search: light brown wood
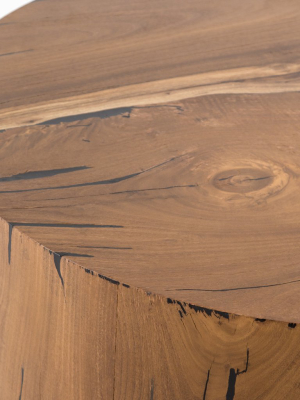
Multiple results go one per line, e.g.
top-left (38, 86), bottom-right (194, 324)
top-left (0, 217), bottom-right (117, 399)
top-left (1, 0), bottom-right (300, 399)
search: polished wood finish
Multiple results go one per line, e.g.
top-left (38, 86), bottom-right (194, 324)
top-left (1, 0), bottom-right (300, 399)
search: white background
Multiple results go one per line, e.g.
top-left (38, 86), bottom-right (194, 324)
top-left (0, 0), bottom-right (34, 20)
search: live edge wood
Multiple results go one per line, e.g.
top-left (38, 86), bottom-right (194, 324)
top-left (1, 0), bottom-right (300, 399)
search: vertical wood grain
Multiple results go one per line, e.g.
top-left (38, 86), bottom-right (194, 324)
top-left (0, 217), bottom-right (117, 400)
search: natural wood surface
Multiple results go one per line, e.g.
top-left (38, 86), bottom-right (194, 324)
top-left (1, 93), bottom-right (300, 323)
top-left (1, 0), bottom-right (300, 399)
top-left (1, 0), bottom-right (300, 129)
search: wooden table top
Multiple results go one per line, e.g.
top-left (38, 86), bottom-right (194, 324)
top-left (1, 0), bottom-right (300, 323)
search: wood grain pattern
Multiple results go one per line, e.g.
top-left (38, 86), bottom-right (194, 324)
top-left (0, 217), bottom-right (117, 399)
top-left (1, 94), bottom-right (300, 322)
top-left (1, 0), bottom-right (300, 399)
top-left (1, 0), bottom-right (300, 125)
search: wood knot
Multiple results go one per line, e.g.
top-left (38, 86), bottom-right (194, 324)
top-left (213, 168), bottom-right (273, 194)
